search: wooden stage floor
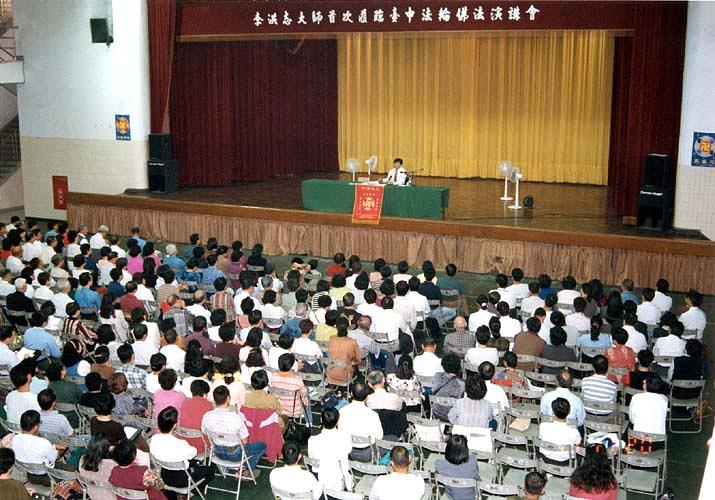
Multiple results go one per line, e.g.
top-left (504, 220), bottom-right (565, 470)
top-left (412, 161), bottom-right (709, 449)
top-left (130, 171), bottom-right (707, 240)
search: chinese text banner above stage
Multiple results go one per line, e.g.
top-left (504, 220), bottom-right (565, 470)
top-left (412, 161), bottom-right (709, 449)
top-left (352, 184), bottom-right (385, 224)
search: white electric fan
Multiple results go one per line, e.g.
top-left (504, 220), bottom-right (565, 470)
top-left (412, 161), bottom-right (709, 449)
top-left (365, 155), bottom-right (378, 182)
top-left (346, 158), bottom-right (360, 184)
top-left (498, 160), bottom-right (514, 201)
top-left (508, 167), bottom-right (524, 210)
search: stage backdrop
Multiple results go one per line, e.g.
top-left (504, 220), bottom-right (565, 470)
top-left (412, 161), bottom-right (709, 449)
top-left (170, 40), bottom-right (338, 185)
top-left (338, 30), bottom-right (614, 185)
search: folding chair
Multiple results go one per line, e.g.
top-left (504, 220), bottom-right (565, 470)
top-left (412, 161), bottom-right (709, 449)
top-left (55, 402), bottom-right (81, 430)
top-left (13, 460), bottom-right (52, 497)
top-left (535, 357), bottom-right (569, 374)
top-left (206, 431), bottom-right (258, 500)
top-left (524, 371), bottom-right (556, 388)
top-left (621, 453), bottom-right (664, 499)
top-left (478, 481), bottom-right (519, 498)
top-left (538, 459), bottom-right (575, 498)
top-left (77, 476), bottom-right (112, 500)
top-left (152, 457), bottom-right (208, 500)
top-left (669, 379), bottom-right (706, 433)
top-left (504, 406), bottom-right (540, 441)
top-left (497, 448), bottom-right (538, 489)
top-left (493, 432), bottom-right (532, 471)
top-left (580, 347), bottom-right (606, 362)
top-left (271, 485), bottom-right (314, 499)
top-left (0, 416), bottom-right (21, 433)
top-left (556, 303), bottom-right (574, 315)
top-left (325, 359), bottom-right (353, 392)
top-left (414, 439), bottom-right (445, 473)
top-left (6, 309), bottom-right (28, 332)
top-left (323, 490), bottom-right (365, 500)
top-left (434, 473), bottom-right (477, 500)
top-left (111, 486), bottom-right (149, 499)
top-left (350, 435), bottom-right (376, 464)
top-left (45, 465), bottom-right (80, 498)
top-left (350, 461), bottom-right (389, 496)
top-left (174, 426), bottom-right (209, 464)
top-left (429, 396), bottom-right (458, 420)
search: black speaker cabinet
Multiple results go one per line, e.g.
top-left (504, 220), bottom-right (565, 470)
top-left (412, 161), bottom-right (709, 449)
top-left (637, 187), bottom-right (673, 231)
top-left (148, 160), bottom-right (178, 193)
top-left (642, 154), bottom-right (673, 189)
top-left (148, 133), bottom-right (173, 160)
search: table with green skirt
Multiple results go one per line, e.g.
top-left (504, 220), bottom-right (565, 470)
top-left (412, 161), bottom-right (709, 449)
top-left (301, 179), bottom-right (450, 220)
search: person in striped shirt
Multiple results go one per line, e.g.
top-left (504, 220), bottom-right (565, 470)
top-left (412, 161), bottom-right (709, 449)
top-left (38, 388), bottom-right (73, 436)
top-left (270, 353), bottom-right (311, 425)
top-left (581, 355), bottom-right (618, 416)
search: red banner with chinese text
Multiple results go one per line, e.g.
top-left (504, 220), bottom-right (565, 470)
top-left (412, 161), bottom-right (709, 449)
top-left (352, 184), bottom-right (384, 224)
top-left (52, 176), bottom-right (68, 210)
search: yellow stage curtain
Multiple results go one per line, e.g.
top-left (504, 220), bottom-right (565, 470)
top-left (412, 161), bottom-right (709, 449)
top-left (338, 31), bottom-right (614, 185)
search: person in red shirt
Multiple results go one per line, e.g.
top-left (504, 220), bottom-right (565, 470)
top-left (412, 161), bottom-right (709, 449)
top-left (177, 379), bottom-right (213, 454)
top-left (119, 282), bottom-right (146, 315)
top-left (326, 252), bottom-right (346, 278)
top-left (569, 444), bottom-right (618, 500)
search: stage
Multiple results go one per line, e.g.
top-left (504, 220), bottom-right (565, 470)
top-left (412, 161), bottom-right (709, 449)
top-left (67, 173), bottom-right (715, 294)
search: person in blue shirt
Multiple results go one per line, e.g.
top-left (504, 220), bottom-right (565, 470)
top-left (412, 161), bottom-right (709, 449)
top-left (74, 273), bottom-right (102, 309)
top-left (538, 274), bottom-right (557, 300)
top-left (23, 312), bottom-right (61, 362)
top-left (163, 244), bottom-right (186, 277)
top-left (45, 221), bottom-right (59, 242)
top-left (200, 254), bottom-right (224, 286)
top-left (106, 267), bottom-right (126, 298)
top-left (130, 226), bottom-right (146, 250)
top-left (577, 315), bottom-right (612, 360)
top-left (620, 278), bottom-right (640, 306)
top-left (280, 303), bottom-right (309, 338)
top-left (183, 233), bottom-right (201, 261)
top-left (81, 244), bottom-right (99, 272)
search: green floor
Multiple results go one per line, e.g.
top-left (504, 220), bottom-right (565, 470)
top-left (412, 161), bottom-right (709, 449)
top-left (190, 252), bottom-right (714, 499)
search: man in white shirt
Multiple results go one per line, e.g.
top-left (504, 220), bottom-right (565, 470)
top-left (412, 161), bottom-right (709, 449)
top-left (520, 283), bottom-right (545, 316)
top-left (490, 274), bottom-right (517, 310)
top-left (465, 327), bottom-right (499, 368)
top-left (366, 370), bottom-right (403, 411)
top-left (369, 446), bottom-right (425, 500)
top-left (21, 231), bottom-right (43, 262)
top-left (308, 408), bottom-right (354, 492)
top-left (0, 326), bottom-right (19, 372)
top-left (11, 409), bottom-right (60, 468)
top-left (623, 314), bottom-right (647, 355)
top-left (5, 365), bottom-right (40, 423)
top-left (33, 273), bottom-right (54, 301)
top-left (496, 302), bottom-right (521, 340)
top-left (653, 320), bottom-right (686, 364)
top-left (557, 276), bottom-right (581, 307)
top-left (233, 277), bottom-right (262, 313)
top-left (151, 405), bottom-right (214, 489)
top-left (109, 235), bottom-right (127, 259)
top-left (185, 290), bottom-right (212, 321)
top-left (159, 329), bottom-right (186, 372)
top-left (413, 338), bottom-right (444, 379)
top-left (0, 270), bottom-right (15, 296)
top-left (373, 297), bottom-right (411, 343)
top-left (356, 289), bottom-right (382, 322)
top-left (636, 288), bottom-right (661, 326)
top-left (392, 260), bottom-right (413, 287)
top-left (479, 362), bottom-right (510, 414)
top-left (679, 289), bottom-right (707, 339)
top-left (538, 398), bottom-right (581, 463)
top-left (260, 290), bottom-right (287, 321)
top-left (652, 279), bottom-right (673, 314)
top-left (6, 247), bottom-right (24, 275)
top-left (468, 295), bottom-right (496, 332)
top-left (394, 281), bottom-right (417, 329)
top-left (201, 386), bottom-right (267, 472)
top-left (629, 375), bottom-right (668, 435)
top-left (89, 225), bottom-right (108, 251)
top-left (540, 370), bottom-right (585, 428)
top-left (131, 324), bottom-right (158, 366)
top-left (134, 275), bottom-right (155, 302)
top-left (339, 383), bottom-right (383, 462)
top-left (51, 280), bottom-right (74, 318)
top-left (271, 441), bottom-right (322, 500)
top-left (405, 279), bottom-right (430, 318)
top-left (383, 158), bottom-right (408, 185)
top-left (566, 297), bottom-right (591, 332)
top-left (505, 268), bottom-right (530, 300)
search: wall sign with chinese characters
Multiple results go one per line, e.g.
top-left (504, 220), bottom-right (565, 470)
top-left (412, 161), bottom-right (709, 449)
top-left (252, 3), bottom-right (540, 31)
top-left (691, 132), bottom-right (715, 168)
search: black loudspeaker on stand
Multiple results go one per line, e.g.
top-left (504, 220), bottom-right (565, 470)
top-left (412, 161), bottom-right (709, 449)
top-left (637, 154), bottom-right (673, 231)
top-left (147, 133), bottom-right (178, 193)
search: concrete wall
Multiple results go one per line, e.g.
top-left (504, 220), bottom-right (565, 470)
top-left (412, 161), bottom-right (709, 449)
top-left (674, 1), bottom-right (715, 240)
top-left (14, 0), bottom-right (150, 219)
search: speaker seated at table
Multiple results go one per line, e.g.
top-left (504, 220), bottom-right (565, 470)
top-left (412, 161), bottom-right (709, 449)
top-left (383, 158), bottom-right (408, 186)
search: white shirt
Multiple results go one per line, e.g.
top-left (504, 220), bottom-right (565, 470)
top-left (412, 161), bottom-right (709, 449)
top-left (22, 241), bottom-right (42, 262)
top-left (34, 286), bottom-right (54, 301)
top-left (566, 312), bottom-right (591, 332)
top-left (133, 340), bottom-right (158, 366)
top-left (393, 296), bottom-right (417, 329)
top-left (413, 352), bottom-right (444, 379)
top-left (468, 309), bottom-right (495, 332)
top-left (160, 344), bottom-right (186, 372)
top-left (490, 288), bottom-right (516, 309)
top-left (499, 316), bottom-right (522, 339)
top-left (366, 388), bottom-right (403, 412)
top-left (186, 303), bottom-right (212, 321)
top-left (636, 301), bottom-right (661, 326)
top-left (270, 465), bottom-right (323, 500)
top-left (98, 261), bottom-right (115, 286)
top-left (308, 428), bottom-right (353, 491)
top-left (5, 390), bottom-right (40, 424)
top-left (150, 432), bottom-right (197, 464)
top-left (0, 342), bottom-right (20, 372)
top-left (520, 295), bottom-right (545, 315)
top-left (51, 294), bottom-right (74, 318)
top-left (201, 408), bottom-right (249, 447)
top-left (624, 327), bottom-right (648, 355)
top-left (485, 381), bottom-right (510, 413)
top-left (356, 302), bottom-right (381, 321)
top-left (233, 290), bottom-right (261, 313)
top-left (292, 337), bottom-right (323, 359)
top-left (465, 346), bottom-right (499, 368)
top-left (0, 280), bottom-right (15, 296)
top-left (629, 392), bottom-right (668, 435)
top-left (111, 244), bottom-right (127, 259)
top-left (261, 303), bottom-right (287, 321)
top-left (405, 291), bottom-right (430, 316)
top-left (540, 387), bottom-right (586, 426)
top-left (652, 291), bottom-right (672, 314)
top-left (538, 421), bottom-right (581, 462)
top-left (135, 284), bottom-right (154, 302)
top-left (6, 255), bottom-right (24, 274)
top-left (384, 166), bottom-right (408, 185)
top-left (392, 274), bottom-right (413, 285)
top-left (66, 243), bottom-right (81, 259)
top-left (679, 307), bottom-right (707, 338)
top-left (653, 335), bottom-right (686, 360)
top-left (557, 290), bottom-right (581, 306)
top-left (338, 401), bottom-right (383, 444)
top-left (369, 472), bottom-right (425, 500)
top-left (12, 433), bottom-right (57, 467)
top-left (506, 283), bottom-right (530, 300)
top-left (373, 308), bottom-right (410, 342)
top-left (89, 233), bottom-right (106, 250)
top-left (40, 245), bottom-right (56, 266)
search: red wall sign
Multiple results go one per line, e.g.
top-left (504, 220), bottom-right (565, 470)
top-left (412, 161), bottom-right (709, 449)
top-left (52, 176), bottom-right (68, 210)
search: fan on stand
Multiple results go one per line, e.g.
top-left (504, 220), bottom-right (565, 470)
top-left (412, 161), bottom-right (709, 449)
top-left (497, 161), bottom-right (513, 201)
top-left (346, 158), bottom-right (360, 184)
top-left (365, 156), bottom-right (378, 182)
top-left (508, 167), bottom-right (524, 210)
